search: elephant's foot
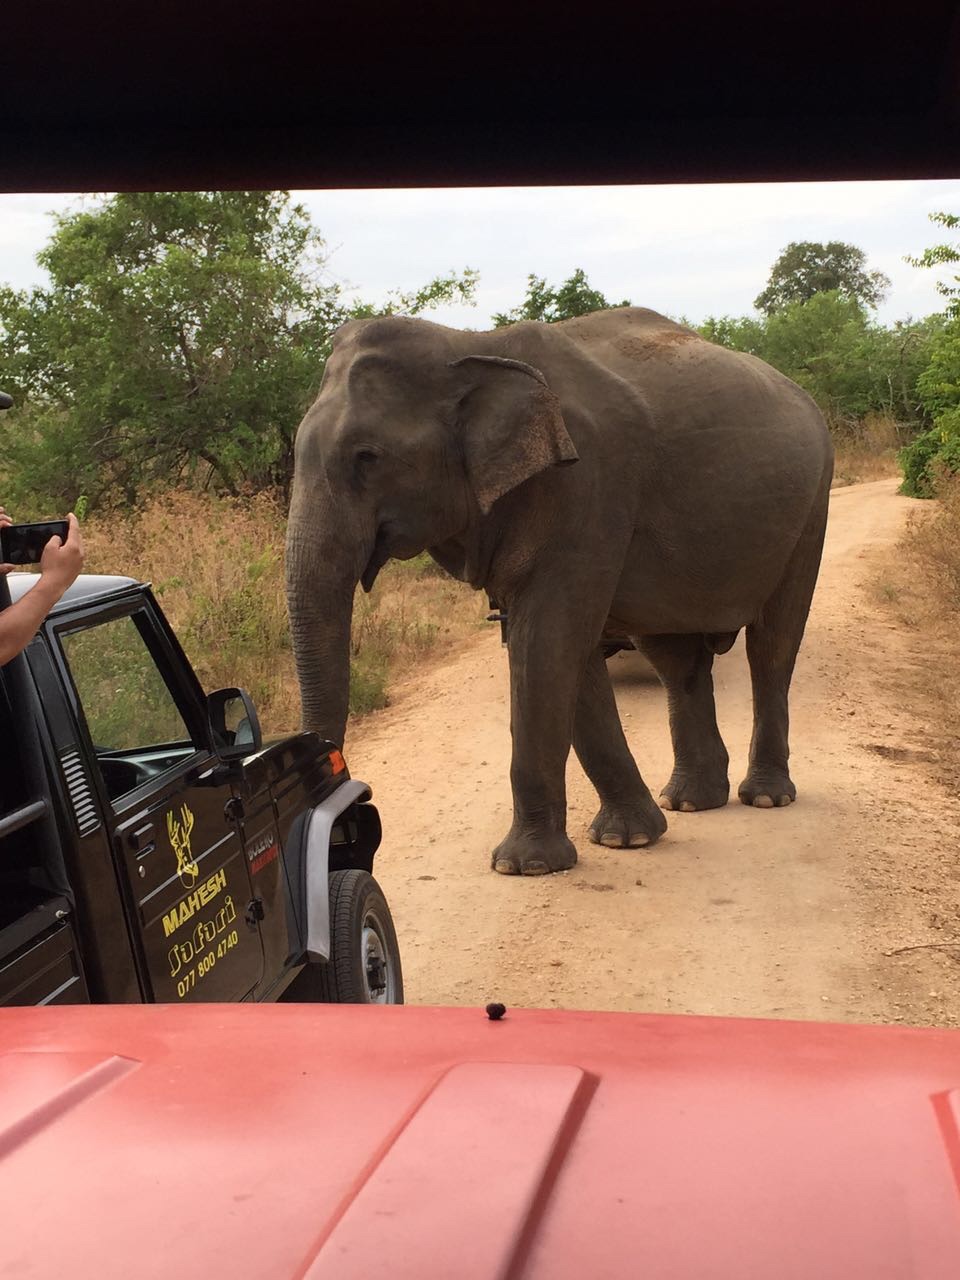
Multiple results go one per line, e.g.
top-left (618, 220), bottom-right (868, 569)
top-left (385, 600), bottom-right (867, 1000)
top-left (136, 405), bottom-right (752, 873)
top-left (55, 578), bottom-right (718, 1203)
top-left (738, 768), bottom-right (796, 809)
top-left (588, 796), bottom-right (667, 849)
top-left (491, 828), bottom-right (578, 876)
top-left (658, 768), bottom-right (730, 813)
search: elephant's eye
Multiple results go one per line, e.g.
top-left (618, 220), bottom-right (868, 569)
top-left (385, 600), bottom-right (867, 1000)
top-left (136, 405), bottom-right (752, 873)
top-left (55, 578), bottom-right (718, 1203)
top-left (355, 446), bottom-right (381, 467)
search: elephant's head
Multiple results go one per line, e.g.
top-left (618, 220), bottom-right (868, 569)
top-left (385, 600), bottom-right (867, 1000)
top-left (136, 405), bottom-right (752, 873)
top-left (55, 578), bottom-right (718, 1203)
top-left (285, 316), bottom-right (578, 744)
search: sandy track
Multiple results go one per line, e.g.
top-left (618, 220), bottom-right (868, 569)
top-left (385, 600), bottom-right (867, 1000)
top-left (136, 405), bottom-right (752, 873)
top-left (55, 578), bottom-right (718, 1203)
top-left (347, 479), bottom-right (960, 1025)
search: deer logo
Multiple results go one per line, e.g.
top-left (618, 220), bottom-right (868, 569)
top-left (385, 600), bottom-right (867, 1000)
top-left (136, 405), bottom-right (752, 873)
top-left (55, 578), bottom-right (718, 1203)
top-left (167, 803), bottom-right (199, 889)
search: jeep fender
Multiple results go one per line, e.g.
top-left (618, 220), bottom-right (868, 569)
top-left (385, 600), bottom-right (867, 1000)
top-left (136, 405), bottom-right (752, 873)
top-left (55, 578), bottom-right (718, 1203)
top-left (301, 779), bottom-right (374, 962)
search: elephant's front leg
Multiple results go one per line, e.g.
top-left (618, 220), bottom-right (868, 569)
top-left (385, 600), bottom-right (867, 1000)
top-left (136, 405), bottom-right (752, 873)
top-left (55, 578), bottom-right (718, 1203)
top-left (491, 605), bottom-right (592, 877)
top-left (573, 648), bottom-right (668, 849)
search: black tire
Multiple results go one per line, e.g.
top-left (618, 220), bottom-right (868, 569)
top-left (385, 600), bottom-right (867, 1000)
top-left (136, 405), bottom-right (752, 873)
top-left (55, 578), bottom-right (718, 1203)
top-left (281, 869), bottom-right (403, 1004)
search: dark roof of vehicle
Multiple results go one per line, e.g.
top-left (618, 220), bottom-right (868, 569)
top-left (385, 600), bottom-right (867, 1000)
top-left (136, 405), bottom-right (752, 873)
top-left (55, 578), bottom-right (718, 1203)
top-left (6, 573), bottom-right (141, 613)
top-left (2, 4), bottom-right (958, 189)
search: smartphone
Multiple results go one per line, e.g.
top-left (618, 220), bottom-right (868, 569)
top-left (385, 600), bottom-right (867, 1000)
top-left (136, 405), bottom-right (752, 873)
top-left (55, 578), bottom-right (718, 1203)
top-left (1, 520), bottom-right (69, 566)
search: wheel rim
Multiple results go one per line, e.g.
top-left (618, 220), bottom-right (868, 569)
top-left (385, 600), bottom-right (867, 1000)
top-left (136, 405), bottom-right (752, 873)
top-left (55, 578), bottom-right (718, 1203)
top-left (361, 908), bottom-right (397, 1004)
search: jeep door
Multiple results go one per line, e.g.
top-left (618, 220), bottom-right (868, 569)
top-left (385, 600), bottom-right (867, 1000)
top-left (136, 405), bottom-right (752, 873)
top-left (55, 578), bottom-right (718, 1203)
top-left (53, 602), bottom-right (265, 1002)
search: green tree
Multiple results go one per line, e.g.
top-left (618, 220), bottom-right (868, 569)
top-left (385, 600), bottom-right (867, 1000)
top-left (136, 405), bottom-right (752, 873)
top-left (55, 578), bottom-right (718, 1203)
top-left (876, 314), bottom-right (948, 421)
top-left (696, 314), bottom-right (767, 355)
top-left (905, 211), bottom-right (960, 316)
top-left (898, 411), bottom-right (960, 497)
top-left (493, 268), bottom-right (630, 327)
top-left (0, 192), bottom-right (477, 510)
top-left (761, 293), bottom-right (905, 420)
top-left (701, 297), bottom-right (940, 427)
top-left (754, 241), bottom-right (890, 315)
top-left (898, 214), bottom-right (960, 493)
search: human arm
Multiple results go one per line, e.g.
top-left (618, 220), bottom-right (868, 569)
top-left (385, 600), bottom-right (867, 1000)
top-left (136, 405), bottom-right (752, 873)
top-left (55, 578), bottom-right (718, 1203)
top-left (0, 513), bottom-right (85, 665)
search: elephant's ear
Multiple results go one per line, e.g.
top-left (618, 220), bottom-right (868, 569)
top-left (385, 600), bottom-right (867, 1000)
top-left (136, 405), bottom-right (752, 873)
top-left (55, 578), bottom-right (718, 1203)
top-left (450, 355), bottom-right (579, 515)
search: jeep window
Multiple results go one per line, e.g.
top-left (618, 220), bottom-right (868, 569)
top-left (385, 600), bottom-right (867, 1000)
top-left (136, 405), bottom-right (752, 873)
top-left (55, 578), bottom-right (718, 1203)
top-left (60, 613), bottom-right (195, 802)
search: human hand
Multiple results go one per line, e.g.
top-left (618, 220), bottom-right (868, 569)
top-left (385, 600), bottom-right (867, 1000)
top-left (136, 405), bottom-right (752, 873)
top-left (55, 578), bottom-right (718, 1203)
top-left (38, 513), bottom-right (84, 595)
top-left (0, 506), bottom-right (13, 575)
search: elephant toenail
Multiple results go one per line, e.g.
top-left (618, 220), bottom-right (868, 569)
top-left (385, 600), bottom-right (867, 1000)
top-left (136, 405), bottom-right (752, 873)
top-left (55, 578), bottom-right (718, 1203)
top-left (753, 795), bottom-right (774, 809)
top-left (522, 860), bottom-right (550, 876)
top-left (628, 833), bottom-right (651, 847)
top-left (659, 795), bottom-right (675, 811)
top-left (599, 833), bottom-right (623, 848)
top-left (776, 794), bottom-right (793, 807)
top-left (679, 801), bottom-right (697, 812)
top-left (493, 859), bottom-right (518, 875)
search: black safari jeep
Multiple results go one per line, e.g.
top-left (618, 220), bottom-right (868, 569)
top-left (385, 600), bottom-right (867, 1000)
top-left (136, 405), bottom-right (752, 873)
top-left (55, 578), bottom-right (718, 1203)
top-left (0, 571), bottom-right (402, 1007)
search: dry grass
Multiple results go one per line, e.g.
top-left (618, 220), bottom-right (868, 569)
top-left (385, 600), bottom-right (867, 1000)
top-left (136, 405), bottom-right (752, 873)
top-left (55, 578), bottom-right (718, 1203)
top-left (82, 492), bottom-right (486, 736)
top-left (870, 470), bottom-right (960, 790)
top-left (350, 554), bottom-right (488, 717)
top-left (904, 470), bottom-right (960, 608)
top-left (831, 413), bottom-right (907, 488)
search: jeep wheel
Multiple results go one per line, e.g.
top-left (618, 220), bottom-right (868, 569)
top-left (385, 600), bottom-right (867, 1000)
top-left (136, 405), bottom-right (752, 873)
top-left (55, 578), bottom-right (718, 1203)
top-left (282, 869), bottom-right (404, 1004)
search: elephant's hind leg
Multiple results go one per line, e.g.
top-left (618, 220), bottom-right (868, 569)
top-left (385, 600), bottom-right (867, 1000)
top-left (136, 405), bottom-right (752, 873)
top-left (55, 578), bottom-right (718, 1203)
top-left (573, 648), bottom-right (668, 849)
top-left (739, 490), bottom-right (829, 808)
top-left (639, 634), bottom-right (730, 812)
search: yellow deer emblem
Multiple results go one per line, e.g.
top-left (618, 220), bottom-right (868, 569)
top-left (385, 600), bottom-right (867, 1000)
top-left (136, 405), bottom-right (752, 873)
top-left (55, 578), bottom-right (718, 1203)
top-left (167, 803), bottom-right (199, 889)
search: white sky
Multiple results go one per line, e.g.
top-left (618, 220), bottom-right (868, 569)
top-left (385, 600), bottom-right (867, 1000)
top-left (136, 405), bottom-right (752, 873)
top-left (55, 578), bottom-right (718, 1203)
top-left (2, 181), bottom-right (960, 328)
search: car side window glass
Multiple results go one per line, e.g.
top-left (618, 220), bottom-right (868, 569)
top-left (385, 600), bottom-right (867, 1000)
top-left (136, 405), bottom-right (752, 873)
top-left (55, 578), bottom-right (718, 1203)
top-left (60, 613), bottom-right (195, 801)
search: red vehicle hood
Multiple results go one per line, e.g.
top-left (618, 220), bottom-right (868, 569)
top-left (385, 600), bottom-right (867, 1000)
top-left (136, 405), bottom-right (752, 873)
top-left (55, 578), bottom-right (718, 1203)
top-left (1, 1004), bottom-right (959, 1278)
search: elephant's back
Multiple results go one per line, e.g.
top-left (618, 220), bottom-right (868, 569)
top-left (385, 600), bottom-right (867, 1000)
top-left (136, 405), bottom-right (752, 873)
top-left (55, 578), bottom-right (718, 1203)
top-left (557, 306), bottom-right (702, 364)
top-left (560, 306), bottom-right (787, 392)
top-left (558, 306), bottom-right (831, 461)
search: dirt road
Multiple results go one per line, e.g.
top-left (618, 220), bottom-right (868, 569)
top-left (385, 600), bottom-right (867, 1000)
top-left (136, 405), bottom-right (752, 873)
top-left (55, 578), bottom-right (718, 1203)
top-left (348, 479), bottom-right (960, 1025)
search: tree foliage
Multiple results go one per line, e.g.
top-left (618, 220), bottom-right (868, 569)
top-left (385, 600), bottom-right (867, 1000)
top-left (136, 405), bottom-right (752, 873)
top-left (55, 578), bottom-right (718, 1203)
top-left (0, 192), bottom-right (477, 511)
top-left (696, 314), bottom-right (767, 355)
top-left (898, 213), bottom-right (960, 493)
top-left (754, 241), bottom-right (890, 315)
top-left (493, 268), bottom-right (630, 327)
top-left (700, 295), bottom-right (940, 426)
top-left (898, 412), bottom-right (960, 497)
top-left (915, 316), bottom-right (960, 418)
top-left (6, 204), bottom-right (960, 511)
top-left (905, 212), bottom-right (960, 316)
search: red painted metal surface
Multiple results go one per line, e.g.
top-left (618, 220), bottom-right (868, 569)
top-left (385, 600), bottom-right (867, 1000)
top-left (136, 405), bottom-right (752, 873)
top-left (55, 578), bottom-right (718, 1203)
top-left (1, 1004), bottom-right (959, 1278)
top-left (305, 1063), bottom-right (594, 1280)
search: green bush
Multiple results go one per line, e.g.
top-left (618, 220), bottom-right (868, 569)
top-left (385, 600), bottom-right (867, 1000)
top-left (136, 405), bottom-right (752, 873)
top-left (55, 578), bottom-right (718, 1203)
top-left (699, 296), bottom-right (941, 429)
top-left (899, 409), bottom-right (960, 497)
top-left (349, 655), bottom-right (389, 715)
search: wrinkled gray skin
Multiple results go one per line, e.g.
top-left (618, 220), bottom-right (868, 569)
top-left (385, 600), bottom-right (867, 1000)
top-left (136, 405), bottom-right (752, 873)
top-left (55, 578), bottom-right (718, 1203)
top-left (286, 307), bottom-right (833, 875)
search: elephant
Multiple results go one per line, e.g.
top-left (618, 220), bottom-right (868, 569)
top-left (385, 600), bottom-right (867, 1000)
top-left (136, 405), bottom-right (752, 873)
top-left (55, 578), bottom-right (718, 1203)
top-left (286, 307), bottom-right (833, 876)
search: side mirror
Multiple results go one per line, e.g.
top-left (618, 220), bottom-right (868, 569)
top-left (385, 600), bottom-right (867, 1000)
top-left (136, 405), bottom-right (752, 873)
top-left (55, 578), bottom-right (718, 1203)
top-left (207, 687), bottom-right (263, 762)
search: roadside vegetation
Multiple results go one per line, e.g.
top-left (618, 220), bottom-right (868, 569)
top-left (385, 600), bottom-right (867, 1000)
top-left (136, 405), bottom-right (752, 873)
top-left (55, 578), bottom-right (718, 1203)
top-left (5, 195), bottom-right (960, 723)
top-left (505, 243), bottom-right (945, 487)
top-left (695, 242), bottom-right (945, 486)
top-left (870, 467), bottom-right (960, 791)
top-left (80, 491), bottom-right (487, 736)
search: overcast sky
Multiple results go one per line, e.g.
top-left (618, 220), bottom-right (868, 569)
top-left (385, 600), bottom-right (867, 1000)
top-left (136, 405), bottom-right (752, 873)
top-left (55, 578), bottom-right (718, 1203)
top-left (3, 181), bottom-right (960, 329)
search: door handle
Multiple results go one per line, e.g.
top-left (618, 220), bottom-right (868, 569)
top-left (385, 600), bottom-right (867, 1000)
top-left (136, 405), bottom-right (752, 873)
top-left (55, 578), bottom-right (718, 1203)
top-left (127, 822), bottom-right (156, 855)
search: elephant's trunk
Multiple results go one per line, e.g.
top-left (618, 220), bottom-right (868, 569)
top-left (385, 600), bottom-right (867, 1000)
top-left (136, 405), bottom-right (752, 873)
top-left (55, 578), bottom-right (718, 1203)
top-left (285, 492), bottom-right (361, 749)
